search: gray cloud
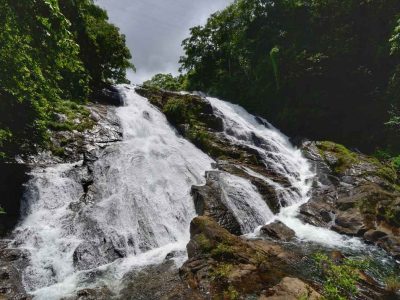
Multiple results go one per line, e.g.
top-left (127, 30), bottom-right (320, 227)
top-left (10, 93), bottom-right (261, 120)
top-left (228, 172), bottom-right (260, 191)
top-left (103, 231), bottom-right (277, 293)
top-left (95, 0), bottom-right (233, 84)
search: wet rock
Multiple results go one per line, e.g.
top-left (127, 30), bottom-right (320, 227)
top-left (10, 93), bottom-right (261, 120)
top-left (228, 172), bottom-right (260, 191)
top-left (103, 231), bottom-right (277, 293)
top-left (62, 287), bottom-right (113, 300)
top-left (300, 141), bottom-right (400, 259)
top-left (119, 260), bottom-right (202, 300)
top-left (0, 243), bottom-right (31, 300)
top-left (181, 217), bottom-right (313, 300)
top-left (94, 86), bottom-right (124, 106)
top-left (332, 209), bottom-right (368, 236)
top-left (260, 221), bottom-right (296, 242)
top-left (364, 230), bottom-right (388, 243)
top-left (263, 277), bottom-right (321, 300)
top-left (73, 239), bottom-right (126, 271)
top-left (191, 171), bottom-right (242, 235)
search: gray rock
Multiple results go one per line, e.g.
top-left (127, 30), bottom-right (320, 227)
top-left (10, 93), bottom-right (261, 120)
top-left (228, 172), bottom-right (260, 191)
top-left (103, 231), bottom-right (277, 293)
top-left (260, 221), bottom-right (296, 242)
top-left (299, 141), bottom-right (400, 259)
top-left (191, 171), bottom-right (242, 235)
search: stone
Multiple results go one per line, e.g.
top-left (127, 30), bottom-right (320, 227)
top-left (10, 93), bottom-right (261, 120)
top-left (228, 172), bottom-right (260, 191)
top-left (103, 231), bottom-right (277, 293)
top-left (364, 230), bottom-right (388, 243)
top-left (263, 277), bottom-right (321, 300)
top-left (191, 171), bottom-right (242, 235)
top-left (94, 86), bottom-right (124, 106)
top-left (181, 217), bottom-right (312, 300)
top-left (299, 141), bottom-right (400, 259)
top-left (260, 221), bottom-right (296, 242)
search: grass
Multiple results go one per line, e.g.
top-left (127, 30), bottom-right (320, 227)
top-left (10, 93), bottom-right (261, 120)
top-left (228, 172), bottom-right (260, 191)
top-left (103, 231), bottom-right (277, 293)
top-left (313, 252), bottom-right (367, 300)
top-left (211, 243), bottom-right (236, 259)
top-left (211, 263), bottom-right (234, 281)
top-left (385, 276), bottom-right (400, 294)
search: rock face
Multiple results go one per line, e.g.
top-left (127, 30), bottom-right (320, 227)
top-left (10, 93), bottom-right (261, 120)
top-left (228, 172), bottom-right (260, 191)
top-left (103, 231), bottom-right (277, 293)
top-left (180, 216), bottom-right (320, 300)
top-left (191, 171), bottom-right (242, 235)
top-left (0, 89), bottom-right (124, 300)
top-left (0, 241), bottom-right (31, 300)
top-left (300, 141), bottom-right (400, 258)
top-left (0, 163), bottom-right (28, 237)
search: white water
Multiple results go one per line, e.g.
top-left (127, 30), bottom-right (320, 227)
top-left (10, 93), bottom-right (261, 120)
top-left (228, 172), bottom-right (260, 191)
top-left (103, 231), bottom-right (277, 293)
top-left (11, 87), bottom-right (363, 299)
top-left (218, 172), bottom-right (274, 233)
top-left (13, 87), bottom-right (213, 299)
top-left (207, 97), bottom-right (364, 248)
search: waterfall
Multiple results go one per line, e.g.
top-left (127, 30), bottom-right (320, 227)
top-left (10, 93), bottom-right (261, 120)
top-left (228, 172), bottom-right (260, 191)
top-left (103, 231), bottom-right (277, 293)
top-left (12, 87), bottom-right (213, 298)
top-left (10, 86), bottom-right (361, 299)
top-left (206, 96), bottom-right (364, 248)
top-left (207, 96), bottom-right (314, 207)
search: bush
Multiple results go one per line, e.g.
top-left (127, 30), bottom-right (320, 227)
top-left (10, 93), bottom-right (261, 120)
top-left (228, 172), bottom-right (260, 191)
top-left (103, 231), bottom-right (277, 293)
top-left (313, 253), bottom-right (367, 300)
top-left (392, 155), bottom-right (400, 171)
top-left (143, 73), bottom-right (187, 91)
top-left (0, 0), bottom-right (133, 158)
top-left (385, 276), bottom-right (400, 294)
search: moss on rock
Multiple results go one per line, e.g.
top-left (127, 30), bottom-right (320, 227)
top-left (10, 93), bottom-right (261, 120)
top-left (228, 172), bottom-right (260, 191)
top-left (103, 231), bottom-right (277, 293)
top-left (316, 141), bottom-right (359, 173)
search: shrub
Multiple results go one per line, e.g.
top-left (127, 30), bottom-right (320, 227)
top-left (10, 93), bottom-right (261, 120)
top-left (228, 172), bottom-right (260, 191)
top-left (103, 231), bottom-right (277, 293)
top-left (313, 253), bottom-right (367, 300)
top-left (385, 276), bottom-right (400, 294)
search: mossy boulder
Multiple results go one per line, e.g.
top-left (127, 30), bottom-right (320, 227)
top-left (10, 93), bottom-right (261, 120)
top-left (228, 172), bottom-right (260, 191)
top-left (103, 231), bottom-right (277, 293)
top-left (181, 216), bottom-right (320, 299)
top-left (313, 141), bottom-right (398, 184)
top-left (301, 141), bottom-right (400, 258)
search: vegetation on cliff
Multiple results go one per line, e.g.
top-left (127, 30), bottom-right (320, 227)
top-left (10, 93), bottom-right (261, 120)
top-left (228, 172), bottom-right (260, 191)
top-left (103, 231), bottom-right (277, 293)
top-left (176, 0), bottom-right (400, 155)
top-left (0, 0), bottom-right (133, 159)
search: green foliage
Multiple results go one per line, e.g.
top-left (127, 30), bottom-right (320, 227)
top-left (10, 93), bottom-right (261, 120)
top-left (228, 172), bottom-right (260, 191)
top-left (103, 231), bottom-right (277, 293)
top-left (143, 73), bottom-right (187, 91)
top-left (163, 97), bottom-right (188, 125)
top-left (0, 0), bottom-right (133, 158)
top-left (313, 253), bottom-right (367, 300)
top-left (195, 233), bottom-right (213, 253)
top-left (316, 141), bottom-right (358, 173)
top-left (180, 0), bottom-right (400, 153)
top-left (211, 243), bottom-right (235, 259)
top-left (385, 275), bottom-right (400, 293)
top-left (392, 155), bottom-right (400, 171)
top-left (223, 286), bottom-right (240, 300)
top-left (211, 263), bottom-right (234, 280)
top-left (0, 207), bottom-right (6, 215)
top-left (390, 18), bottom-right (400, 56)
top-left (59, 0), bottom-right (134, 89)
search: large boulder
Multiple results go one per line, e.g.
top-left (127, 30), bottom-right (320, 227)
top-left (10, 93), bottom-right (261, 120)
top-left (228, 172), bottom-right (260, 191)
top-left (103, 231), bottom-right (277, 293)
top-left (181, 216), bottom-right (316, 300)
top-left (263, 277), bottom-right (321, 300)
top-left (191, 171), bottom-right (242, 235)
top-left (260, 221), bottom-right (296, 242)
top-left (300, 141), bottom-right (400, 259)
top-left (94, 86), bottom-right (124, 106)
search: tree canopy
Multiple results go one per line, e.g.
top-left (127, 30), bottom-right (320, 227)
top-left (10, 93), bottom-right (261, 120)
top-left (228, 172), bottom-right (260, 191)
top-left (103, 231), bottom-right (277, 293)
top-left (180, 0), bottom-right (400, 153)
top-left (0, 0), bottom-right (134, 158)
top-left (143, 73), bottom-right (187, 92)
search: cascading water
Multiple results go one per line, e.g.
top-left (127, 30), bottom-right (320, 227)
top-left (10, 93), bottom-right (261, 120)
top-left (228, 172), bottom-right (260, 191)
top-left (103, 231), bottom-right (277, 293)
top-left (12, 87), bottom-right (214, 298)
top-left (206, 96), bottom-right (364, 248)
top-left (10, 86), bottom-right (363, 299)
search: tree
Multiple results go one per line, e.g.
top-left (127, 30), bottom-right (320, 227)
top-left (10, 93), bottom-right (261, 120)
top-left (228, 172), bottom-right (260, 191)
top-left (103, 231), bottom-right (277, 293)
top-left (0, 0), bottom-right (133, 158)
top-left (143, 73), bottom-right (187, 91)
top-left (59, 0), bottom-right (134, 90)
top-left (180, 0), bottom-right (400, 153)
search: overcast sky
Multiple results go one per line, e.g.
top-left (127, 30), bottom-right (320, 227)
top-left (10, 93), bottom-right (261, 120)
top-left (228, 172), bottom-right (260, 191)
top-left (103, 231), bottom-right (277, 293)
top-left (95, 0), bottom-right (233, 84)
